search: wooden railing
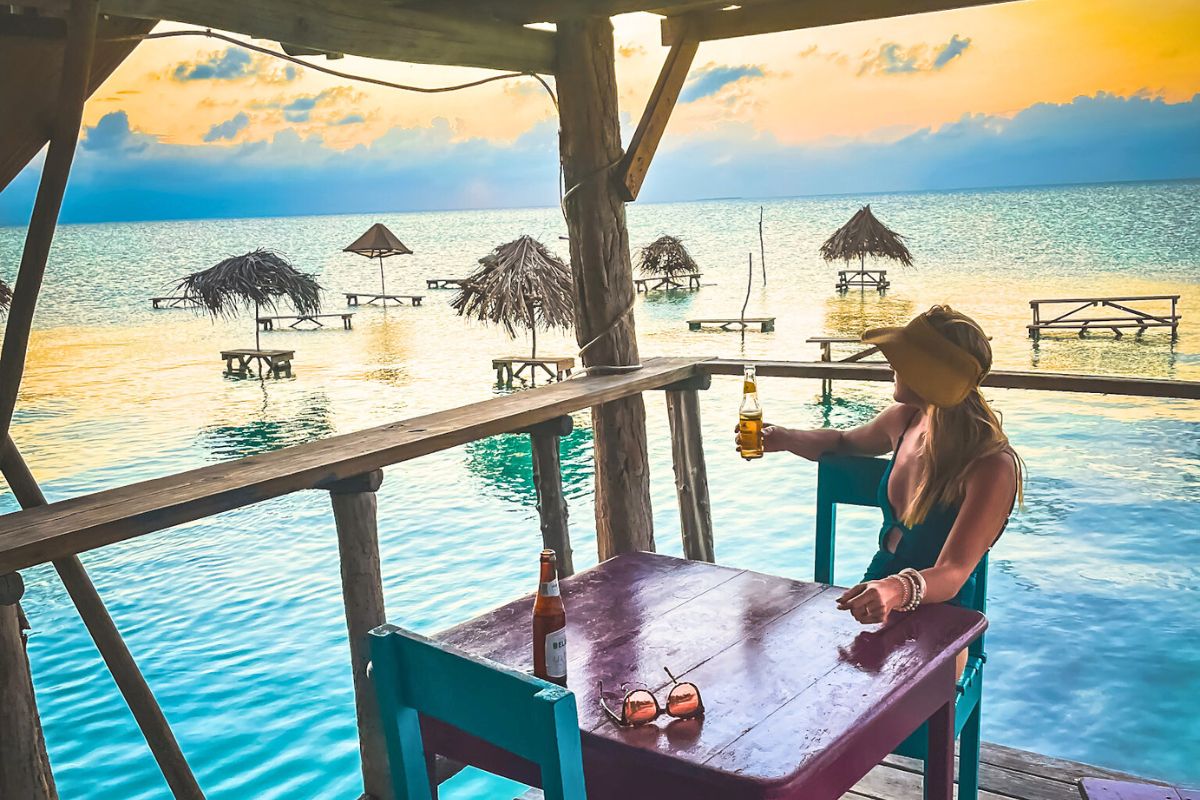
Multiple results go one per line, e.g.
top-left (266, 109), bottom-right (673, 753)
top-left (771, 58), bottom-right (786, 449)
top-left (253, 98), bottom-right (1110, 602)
top-left (1, 355), bottom-right (1198, 799)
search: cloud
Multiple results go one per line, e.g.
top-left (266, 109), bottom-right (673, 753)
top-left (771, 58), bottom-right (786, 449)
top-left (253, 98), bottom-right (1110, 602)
top-left (332, 114), bottom-right (365, 126)
top-left (3, 93), bottom-right (1197, 224)
top-left (172, 48), bottom-right (254, 81)
top-left (680, 64), bottom-right (765, 103)
top-left (859, 34), bottom-right (972, 76)
top-left (254, 87), bottom-right (362, 123)
top-left (203, 112), bottom-right (250, 142)
top-left (282, 96), bottom-right (319, 123)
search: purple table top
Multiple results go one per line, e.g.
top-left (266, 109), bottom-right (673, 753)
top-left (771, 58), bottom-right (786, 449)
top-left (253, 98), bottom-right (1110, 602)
top-left (1080, 779), bottom-right (1200, 800)
top-left (433, 551), bottom-right (986, 799)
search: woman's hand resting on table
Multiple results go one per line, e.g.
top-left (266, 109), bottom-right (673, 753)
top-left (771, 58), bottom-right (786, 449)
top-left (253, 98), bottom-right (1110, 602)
top-left (836, 579), bottom-right (905, 625)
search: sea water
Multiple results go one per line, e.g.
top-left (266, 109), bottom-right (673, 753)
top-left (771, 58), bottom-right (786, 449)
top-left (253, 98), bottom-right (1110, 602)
top-left (1, 179), bottom-right (1198, 798)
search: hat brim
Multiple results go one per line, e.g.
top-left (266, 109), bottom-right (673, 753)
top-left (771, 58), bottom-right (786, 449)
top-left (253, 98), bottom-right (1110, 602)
top-left (863, 322), bottom-right (978, 408)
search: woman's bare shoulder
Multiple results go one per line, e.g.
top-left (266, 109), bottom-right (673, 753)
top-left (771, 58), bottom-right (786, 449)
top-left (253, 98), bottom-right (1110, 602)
top-left (967, 451), bottom-right (1018, 487)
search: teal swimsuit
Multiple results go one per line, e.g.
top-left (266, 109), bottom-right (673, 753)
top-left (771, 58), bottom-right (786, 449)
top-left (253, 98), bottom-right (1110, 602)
top-left (862, 421), bottom-right (1011, 607)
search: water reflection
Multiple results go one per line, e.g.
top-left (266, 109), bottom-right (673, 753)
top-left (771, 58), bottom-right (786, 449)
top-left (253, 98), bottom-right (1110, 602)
top-left (822, 292), bottom-right (915, 336)
top-left (1030, 335), bottom-right (1177, 378)
top-left (464, 423), bottom-right (594, 505)
top-left (815, 387), bottom-right (891, 428)
top-left (197, 391), bottom-right (334, 460)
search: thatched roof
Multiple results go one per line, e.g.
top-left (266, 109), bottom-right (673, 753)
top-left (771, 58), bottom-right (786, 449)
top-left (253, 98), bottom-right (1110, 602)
top-left (174, 249), bottom-right (321, 317)
top-left (636, 235), bottom-right (698, 276)
top-left (344, 223), bottom-right (412, 259)
top-left (820, 205), bottom-right (913, 267)
top-left (451, 236), bottom-right (574, 337)
top-left (0, 278), bottom-right (11, 314)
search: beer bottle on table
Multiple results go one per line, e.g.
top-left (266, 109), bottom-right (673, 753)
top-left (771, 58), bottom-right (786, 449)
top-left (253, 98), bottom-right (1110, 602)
top-left (739, 364), bottom-right (764, 460)
top-left (533, 549), bottom-right (567, 687)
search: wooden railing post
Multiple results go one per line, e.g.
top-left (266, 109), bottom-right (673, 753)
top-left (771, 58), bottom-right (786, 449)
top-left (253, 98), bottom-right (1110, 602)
top-left (326, 470), bottom-right (391, 800)
top-left (525, 416), bottom-right (575, 577)
top-left (662, 375), bottom-right (715, 562)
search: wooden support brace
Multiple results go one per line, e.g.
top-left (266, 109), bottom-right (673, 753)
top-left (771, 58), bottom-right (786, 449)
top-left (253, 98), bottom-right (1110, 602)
top-left (665, 388), bottom-right (715, 562)
top-left (615, 22), bottom-right (698, 201)
top-left (327, 469), bottom-right (392, 800)
top-left (528, 418), bottom-right (574, 577)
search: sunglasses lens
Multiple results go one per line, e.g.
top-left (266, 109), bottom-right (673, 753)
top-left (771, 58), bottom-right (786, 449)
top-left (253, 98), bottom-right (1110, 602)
top-left (624, 690), bottom-right (658, 725)
top-left (667, 682), bottom-right (701, 717)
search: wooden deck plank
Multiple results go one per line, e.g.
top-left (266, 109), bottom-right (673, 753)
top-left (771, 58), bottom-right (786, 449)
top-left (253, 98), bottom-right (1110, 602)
top-left (0, 357), bottom-right (708, 573)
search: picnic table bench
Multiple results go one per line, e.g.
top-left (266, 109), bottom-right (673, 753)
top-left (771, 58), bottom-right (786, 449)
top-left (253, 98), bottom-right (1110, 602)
top-left (432, 551), bottom-right (985, 800)
top-left (836, 269), bottom-right (889, 292)
top-left (1028, 295), bottom-right (1180, 339)
top-left (426, 278), bottom-right (466, 290)
top-left (634, 272), bottom-right (702, 292)
top-left (688, 317), bottom-right (775, 332)
top-left (220, 348), bottom-right (293, 377)
top-left (807, 335), bottom-right (881, 363)
top-left (150, 295), bottom-right (201, 309)
top-left (492, 356), bottom-right (575, 386)
top-left (344, 292), bottom-right (424, 306)
top-left (256, 313), bottom-right (354, 331)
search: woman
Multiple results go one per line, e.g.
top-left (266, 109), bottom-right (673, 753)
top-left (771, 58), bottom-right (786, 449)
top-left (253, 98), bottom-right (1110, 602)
top-left (740, 305), bottom-right (1021, 653)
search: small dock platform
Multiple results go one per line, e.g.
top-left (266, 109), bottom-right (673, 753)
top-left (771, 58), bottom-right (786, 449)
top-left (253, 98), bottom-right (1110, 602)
top-left (634, 272), bottom-right (702, 292)
top-left (150, 295), bottom-right (201, 309)
top-left (344, 292), bottom-right (424, 306)
top-left (221, 348), bottom-right (293, 377)
top-left (426, 278), bottom-right (466, 290)
top-left (688, 317), bottom-right (775, 332)
top-left (257, 313), bottom-right (354, 331)
top-left (492, 356), bottom-right (575, 386)
top-left (516, 741), bottom-right (1171, 800)
top-left (1029, 295), bottom-right (1180, 339)
top-left (837, 269), bottom-right (890, 292)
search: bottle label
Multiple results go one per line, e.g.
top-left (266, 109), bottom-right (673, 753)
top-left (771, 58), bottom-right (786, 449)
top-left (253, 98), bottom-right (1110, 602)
top-left (545, 627), bottom-right (567, 678)
top-left (539, 579), bottom-right (560, 597)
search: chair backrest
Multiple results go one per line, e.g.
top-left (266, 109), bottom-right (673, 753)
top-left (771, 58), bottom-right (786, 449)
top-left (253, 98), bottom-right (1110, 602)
top-left (369, 624), bottom-right (586, 800)
top-left (815, 454), bottom-right (989, 658)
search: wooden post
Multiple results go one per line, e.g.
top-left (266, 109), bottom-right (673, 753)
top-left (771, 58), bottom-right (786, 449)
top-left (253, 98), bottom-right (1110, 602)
top-left (557, 17), bottom-right (656, 561)
top-left (0, 594), bottom-right (56, 800)
top-left (526, 417), bottom-right (574, 577)
top-left (327, 470), bottom-right (391, 800)
top-left (663, 377), bottom-right (715, 562)
top-left (0, 437), bottom-right (205, 799)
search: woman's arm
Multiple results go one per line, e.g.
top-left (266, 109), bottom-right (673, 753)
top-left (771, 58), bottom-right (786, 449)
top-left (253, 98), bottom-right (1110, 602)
top-left (755, 403), bottom-right (914, 461)
top-left (838, 451), bottom-right (1016, 622)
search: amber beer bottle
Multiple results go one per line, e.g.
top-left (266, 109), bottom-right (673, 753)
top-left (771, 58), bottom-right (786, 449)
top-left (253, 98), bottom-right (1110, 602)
top-left (533, 549), bottom-right (567, 687)
top-left (739, 364), bottom-right (764, 460)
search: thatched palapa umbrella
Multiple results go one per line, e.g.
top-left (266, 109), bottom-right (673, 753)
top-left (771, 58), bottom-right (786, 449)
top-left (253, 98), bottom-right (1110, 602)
top-left (820, 205), bottom-right (913, 278)
top-left (344, 223), bottom-right (412, 304)
top-left (0, 278), bottom-right (11, 315)
top-left (636, 235), bottom-right (698, 278)
top-left (175, 249), bottom-right (321, 351)
top-left (452, 235), bottom-right (573, 359)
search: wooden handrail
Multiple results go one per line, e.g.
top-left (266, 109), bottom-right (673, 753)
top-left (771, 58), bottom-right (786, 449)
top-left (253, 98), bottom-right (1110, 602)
top-left (702, 360), bottom-right (1200, 399)
top-left (0, 357), bottom-right (707, 574)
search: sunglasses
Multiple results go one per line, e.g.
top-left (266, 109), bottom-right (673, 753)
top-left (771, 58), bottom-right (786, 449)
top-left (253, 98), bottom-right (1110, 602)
top-left (597, 667), bottom-right (705, 727)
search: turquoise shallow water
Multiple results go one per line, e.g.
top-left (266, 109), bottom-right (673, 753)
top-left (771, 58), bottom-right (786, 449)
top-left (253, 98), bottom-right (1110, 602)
top-left (1, 180), bottom-right (1198, 798)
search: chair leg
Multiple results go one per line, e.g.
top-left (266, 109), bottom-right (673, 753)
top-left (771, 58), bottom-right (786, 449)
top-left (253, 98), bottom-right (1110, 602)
top-left (958, 692), bottom-right (983, 800)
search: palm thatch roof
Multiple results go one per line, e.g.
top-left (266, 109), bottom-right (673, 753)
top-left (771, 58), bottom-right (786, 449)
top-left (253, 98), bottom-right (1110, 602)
top-left (174, 249), bottom-right (322, 317)
top-left (820, 205), bottom-right (913, 267)
top-left (636, 235), bottom-right (698, 277)
top-left (0, 278), bottom-right (11, 314)
top-left (452, 235), bottom-right (574, 341)
top-left (344, 223), bottom-right (412, 259)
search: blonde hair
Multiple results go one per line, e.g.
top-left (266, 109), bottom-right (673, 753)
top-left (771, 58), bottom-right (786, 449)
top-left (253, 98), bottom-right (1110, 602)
top-left (902, 305), bottom-right (1024, 527)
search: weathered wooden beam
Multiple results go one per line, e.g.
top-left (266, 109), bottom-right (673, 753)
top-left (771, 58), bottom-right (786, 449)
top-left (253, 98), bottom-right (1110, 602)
top-left (557, 17), bottom-right (656, 561)
top-left (327, 470), bottom-right (391, 800)
top-left (0, 357), bottom-right (705, 575)
top-left (528, 418), bottom-right (574, 576)
top-left (615, 20), bottom-right (698, 201)
top-left (0, 598), bottom-right (56, 800)
top-left (665, 389), bottom-right (714, 562)
top-left (98, 0), bottom-right (556, 73)
top-left (662, 0), bottom-right (1020, 43)
top-left (0, 437), bottom-right (204, 799)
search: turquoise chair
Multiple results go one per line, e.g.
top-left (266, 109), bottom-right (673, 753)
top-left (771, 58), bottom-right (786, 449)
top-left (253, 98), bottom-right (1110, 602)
top-left (368, 624), bottom-right (587, 800)
top-left (815, 455), bottom-right (988, 800)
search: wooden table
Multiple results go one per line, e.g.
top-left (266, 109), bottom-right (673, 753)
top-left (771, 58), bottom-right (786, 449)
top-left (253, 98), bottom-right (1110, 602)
top-left (687, 317), bottom-right (775, 332)
top-left (257, 313), bottom-right (354, 330)
top-left (344, 291), bottom-right (424, 306)
top-left (220, 348), bottom-right (294, 377)
top-left (433, 552), bottom-right (985, 800)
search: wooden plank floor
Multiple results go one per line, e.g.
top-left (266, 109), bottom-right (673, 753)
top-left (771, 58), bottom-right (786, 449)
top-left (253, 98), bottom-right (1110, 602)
top-left (515, 741), bottom-right (1162, 800)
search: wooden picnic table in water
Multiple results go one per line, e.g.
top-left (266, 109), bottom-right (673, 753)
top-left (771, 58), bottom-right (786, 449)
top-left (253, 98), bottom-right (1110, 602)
top-left (433, 551), bottom-right (986, 800)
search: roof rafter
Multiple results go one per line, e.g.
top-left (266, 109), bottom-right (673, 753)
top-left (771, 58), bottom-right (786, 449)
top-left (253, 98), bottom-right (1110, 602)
top-left (98, 0), bottom-right (557, 73)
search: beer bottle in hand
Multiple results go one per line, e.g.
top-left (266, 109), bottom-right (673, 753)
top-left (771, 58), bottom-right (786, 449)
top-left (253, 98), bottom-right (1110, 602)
top-left (533, 549), bottom-right (567, 687)
top-left (739, 364), bottom-right (764, 460)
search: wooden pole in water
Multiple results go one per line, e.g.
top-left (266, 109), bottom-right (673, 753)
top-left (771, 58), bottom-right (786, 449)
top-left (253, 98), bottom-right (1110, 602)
top-left (527, 417), bottom-right (574, 577)
top-left (327, 470), bottom-right (392, 800)
top-left (558, 17), bottom-right (655, 560)
top-left (0, 436), bottom-right (205, 799)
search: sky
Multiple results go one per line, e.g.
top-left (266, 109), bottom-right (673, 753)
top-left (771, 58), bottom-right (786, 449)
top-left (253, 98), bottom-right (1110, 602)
top-left (1, 0), bottom-right (1199, 224)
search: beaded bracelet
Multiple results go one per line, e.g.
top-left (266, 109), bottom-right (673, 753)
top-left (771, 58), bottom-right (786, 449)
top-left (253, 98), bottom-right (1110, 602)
top-left (888, 574), bottom-right (911, 611)
top-left (898, 568), bottom-right (925, 611)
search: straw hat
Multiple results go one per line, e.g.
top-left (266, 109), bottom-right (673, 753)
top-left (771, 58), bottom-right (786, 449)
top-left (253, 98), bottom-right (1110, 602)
top-left (862, 312), bottom-right (985, 408)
